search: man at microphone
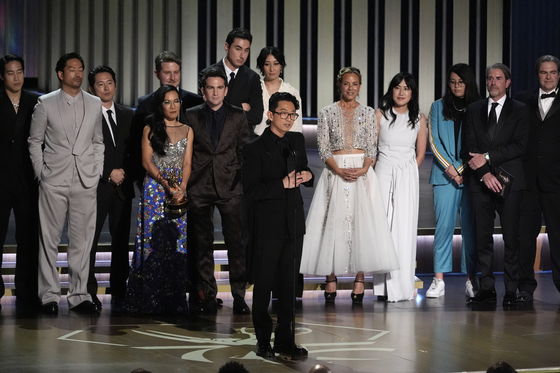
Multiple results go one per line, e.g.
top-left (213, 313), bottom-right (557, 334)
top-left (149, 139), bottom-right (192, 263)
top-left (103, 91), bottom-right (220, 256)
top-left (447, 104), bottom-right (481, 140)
top-left (243, 92), bottom-right (313, 358)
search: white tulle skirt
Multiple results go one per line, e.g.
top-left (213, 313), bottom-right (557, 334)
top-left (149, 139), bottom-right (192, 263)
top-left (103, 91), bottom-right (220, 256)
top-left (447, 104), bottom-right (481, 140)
top-left (300, 154), bottom-right (399, 276)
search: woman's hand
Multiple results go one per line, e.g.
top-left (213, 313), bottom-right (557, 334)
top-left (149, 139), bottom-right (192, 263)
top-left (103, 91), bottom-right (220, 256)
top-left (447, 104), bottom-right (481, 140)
top-left (342, 166), bottom-right (368, 181)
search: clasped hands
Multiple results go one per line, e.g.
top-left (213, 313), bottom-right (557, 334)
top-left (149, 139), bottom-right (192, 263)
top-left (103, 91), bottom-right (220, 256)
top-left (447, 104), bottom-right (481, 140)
top-left (444, 165), bottom-right (463, 186)
top-left (336, 167), bottom-right (368, 182)
top-left (283, 170), bottom-right (312, 189)
top-left (109, 168), bottom-right (126, 186)
top-left (468, 153), bottom-right (502, 192)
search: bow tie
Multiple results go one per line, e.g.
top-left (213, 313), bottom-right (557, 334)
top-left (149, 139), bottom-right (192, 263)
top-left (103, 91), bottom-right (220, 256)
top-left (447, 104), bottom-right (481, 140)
top-left (541, 92), bottom-right (557, 99)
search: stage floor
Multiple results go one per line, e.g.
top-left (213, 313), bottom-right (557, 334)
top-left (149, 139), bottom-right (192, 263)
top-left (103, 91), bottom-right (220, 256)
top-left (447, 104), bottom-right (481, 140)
top-left (1, 273), bottom-right (560, 373)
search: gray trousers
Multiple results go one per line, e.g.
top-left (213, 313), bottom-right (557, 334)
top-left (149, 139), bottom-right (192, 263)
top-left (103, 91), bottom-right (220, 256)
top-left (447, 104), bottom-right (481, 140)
top-left (38, 168), bottom-right (97, 307)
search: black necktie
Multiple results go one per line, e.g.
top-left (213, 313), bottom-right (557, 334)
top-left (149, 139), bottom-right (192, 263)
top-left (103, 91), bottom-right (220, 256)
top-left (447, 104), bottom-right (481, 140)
top-left (211, 111), bottom-right (219, 148)
top-left (229, 72), bottom-right (236, 90)
top-left (541, 91), bottom-right (557, 99)
top-left (487, 102), bottom-right (498, 141)
top-left (107, 109), bottom-right (117, 146)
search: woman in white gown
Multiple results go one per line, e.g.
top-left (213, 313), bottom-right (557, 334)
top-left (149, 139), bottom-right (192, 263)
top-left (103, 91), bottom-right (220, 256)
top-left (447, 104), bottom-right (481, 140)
top-left (300, 67), bottom-right (399, 304)
top-left (372, 72), bottom-right (427, 302)
top-left (254, 46), bottom-right (303, 136)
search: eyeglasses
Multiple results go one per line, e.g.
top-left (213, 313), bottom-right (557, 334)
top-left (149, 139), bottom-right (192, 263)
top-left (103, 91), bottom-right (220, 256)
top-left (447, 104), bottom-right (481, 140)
top-left (273, 111), bottom-right (299, 120)
top-left (448, 80), bottom-right (465, 87)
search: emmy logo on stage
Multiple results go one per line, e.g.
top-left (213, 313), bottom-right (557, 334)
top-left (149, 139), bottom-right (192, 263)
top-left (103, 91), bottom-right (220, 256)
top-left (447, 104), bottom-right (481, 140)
top-left (161, 167), bottom-right (188, 215)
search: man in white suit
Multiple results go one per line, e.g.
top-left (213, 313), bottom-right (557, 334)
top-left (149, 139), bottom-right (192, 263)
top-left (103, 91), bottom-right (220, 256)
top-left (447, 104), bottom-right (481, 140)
top-left (29, 53), bottom-right (104, 315)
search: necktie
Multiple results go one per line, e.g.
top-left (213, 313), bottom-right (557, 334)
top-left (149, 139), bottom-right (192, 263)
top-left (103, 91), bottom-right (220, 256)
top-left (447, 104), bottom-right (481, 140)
top-left (211, 111), bottom-right (219, 148)
top-left (487, 102), bottom-right (498, 141)
top-left (541, 91), bottom-right (557, 99)
top-left (107, 109), bottom-right (117, 146)
top-left (229, 72), bottom-right (236, 90)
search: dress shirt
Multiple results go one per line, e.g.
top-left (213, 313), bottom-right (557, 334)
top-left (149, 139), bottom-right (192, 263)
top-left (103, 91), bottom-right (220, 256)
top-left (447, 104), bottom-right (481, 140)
top-left (539, 87), bottom-right (558, 118)
top-left (487, 95), bottom-right (507, 121)
top-left (205, 103), bottom-right (227, 147)
top-left (222, 58), bottom-right (238, 82)
top-left (62, 90), bottom-right (84, 131)
top-left (102, 103), bottom-right (117, 146)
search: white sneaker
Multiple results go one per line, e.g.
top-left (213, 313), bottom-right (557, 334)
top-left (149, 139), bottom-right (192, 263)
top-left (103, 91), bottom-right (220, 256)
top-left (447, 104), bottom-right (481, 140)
top-left (465, 280), bottom-right (475, 298)
top-left (426, 277), bottom-right (445, 298)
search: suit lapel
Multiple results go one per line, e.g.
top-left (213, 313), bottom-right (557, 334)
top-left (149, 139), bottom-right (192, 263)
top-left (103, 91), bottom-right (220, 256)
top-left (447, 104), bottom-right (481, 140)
top-left (545, 94), bottom-right (560, 120)
top-left (479, 102), bottom-right (492, 143)
top-left (57, 90), bottom-right (77, 144)
top-left (196, 107), bottom-right (214, 151)
top-left (528, 89), bottom-right (542, 121)
top-left (494, 97), bottom-right (512, 140)
top-left (262, 129), bottom-right (286, 177)
top-left (216, 105), bottom-right (236, 151)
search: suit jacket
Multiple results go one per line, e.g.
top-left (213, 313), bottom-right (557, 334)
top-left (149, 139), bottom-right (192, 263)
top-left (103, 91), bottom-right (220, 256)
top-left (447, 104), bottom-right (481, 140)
top-left (462, 96), bottom-right (530, 192)
top-left (136, 87), bottom-right (203, 114)
top-left (199, 61), bottom-right (264, 128)
top-left (185, 102), bottom-right (250, 198)
top-left (243, 128), bottom-right (314, 281)
top-left (97, 103), bottom-right (135, 201)
top-left (0, 88), bottom-right (39, 192)
top-left (429, 99), bottom-right (468, 186)
top-left (28, 89), bottom-right (104, 188)
top-left (516, 88), bottom-right (560, 192)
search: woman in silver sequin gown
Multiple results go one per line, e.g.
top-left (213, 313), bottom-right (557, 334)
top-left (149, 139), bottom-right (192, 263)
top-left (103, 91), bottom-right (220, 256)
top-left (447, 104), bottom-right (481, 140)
top-left (125, 85), bottom-right (194, 314)
top-left (300, 67), bottom-right (399, 304)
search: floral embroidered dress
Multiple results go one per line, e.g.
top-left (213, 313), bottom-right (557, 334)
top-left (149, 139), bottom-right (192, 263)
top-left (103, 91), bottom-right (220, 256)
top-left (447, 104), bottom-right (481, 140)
top-left (300, 103), bottom-right (399, 276)
top-left (125, 137), bottom-right (188, 314)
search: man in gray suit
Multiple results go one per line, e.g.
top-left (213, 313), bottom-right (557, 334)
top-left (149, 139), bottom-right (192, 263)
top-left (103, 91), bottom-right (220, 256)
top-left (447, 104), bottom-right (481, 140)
top-left (29, 52), bottom-right (104, 315)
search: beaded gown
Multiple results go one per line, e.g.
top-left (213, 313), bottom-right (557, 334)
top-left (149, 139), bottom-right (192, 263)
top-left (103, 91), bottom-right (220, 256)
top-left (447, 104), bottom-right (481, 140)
top-left (373, 109), bottom-right (420, 302)
top-left (300, 103), bottom-right (399, 276)
top-left (125, 137), bottom-right (188, 314)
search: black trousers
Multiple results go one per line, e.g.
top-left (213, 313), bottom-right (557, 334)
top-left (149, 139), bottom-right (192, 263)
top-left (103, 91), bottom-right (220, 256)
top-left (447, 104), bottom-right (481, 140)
top-left (252, 236), bottom-right (303, 347)
top-left (188, 192), bottom-right (246, 300)
top-left (519, 186), bottom-right (560, 293)
top-left (471, 189), bottom-right (522, 293)
top-left (87, 188), bottom-right (132, 301)
top-left (0, 185), bottom-right (39, 303)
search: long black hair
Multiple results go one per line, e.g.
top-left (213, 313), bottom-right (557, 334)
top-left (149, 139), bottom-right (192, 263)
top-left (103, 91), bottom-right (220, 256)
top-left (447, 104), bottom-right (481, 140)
top-left (256, 46), bottom-right (286, 77)
top-left (147, 84), bottom-right (178, 155)
top-left (442, 63), bottom-right (479, 121)
top-left (379, 72), bottom-right (420, 129)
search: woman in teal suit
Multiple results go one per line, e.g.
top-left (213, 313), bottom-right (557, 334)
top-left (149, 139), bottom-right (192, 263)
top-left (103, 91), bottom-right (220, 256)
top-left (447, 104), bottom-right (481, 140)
top-left (427, 63), bottom-right (479, 298)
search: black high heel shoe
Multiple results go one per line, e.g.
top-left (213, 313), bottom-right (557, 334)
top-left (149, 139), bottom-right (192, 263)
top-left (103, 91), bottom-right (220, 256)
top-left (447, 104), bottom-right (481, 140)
top-left (351, 280), bottom-right (365, 304)
top-left (324, 277), bottom-right (337, 303)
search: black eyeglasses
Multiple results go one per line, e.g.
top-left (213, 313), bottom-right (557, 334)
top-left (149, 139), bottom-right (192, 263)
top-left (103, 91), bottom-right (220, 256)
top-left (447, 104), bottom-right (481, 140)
top-left (273, 111), bottom-right (299, 120)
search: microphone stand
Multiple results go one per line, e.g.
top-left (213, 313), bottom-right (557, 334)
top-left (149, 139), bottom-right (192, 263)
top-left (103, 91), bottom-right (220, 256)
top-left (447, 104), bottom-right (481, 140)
top-left (287, 149), bottom-right (298, 360)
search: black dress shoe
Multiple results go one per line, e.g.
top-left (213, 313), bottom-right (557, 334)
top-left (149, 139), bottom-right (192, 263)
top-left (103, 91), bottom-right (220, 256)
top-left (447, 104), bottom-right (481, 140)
top-left (517, 290), bottom-right (533, 302)
top-left (377, 295), bottom-right (388, 302)
top-left (233, 297), bottom-right (250, 314)
top-left (502, 291), bottom-right (517, 305)
top-left (255, 343), bottom-right (275, 358)
top-left (467, 289), bottom-right (497, 304)
top-left (92, 298), bottom-right (102, 312)
top-left (196, 300), bottom-right (218, 315)
top-left (273, 343), bottom-right (308, 356)
top-left (42, 302), bottom-right (58, 315)
top-left (70, 300), bottom-right (98, 314)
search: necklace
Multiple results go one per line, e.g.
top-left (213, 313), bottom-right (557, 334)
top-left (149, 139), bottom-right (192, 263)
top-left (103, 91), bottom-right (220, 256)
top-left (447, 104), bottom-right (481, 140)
top-left (452, 100), bottom-right (465, 111)
top-left (11, 101), bottom-right (19, 109)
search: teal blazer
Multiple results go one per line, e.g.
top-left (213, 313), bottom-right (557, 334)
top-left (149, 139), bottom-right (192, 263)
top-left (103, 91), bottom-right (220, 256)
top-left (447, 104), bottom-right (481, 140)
top-left (429, 99), bottom-right (467, 186)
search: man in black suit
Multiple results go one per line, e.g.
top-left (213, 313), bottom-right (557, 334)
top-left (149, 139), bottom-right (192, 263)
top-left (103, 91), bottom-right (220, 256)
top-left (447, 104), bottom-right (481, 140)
top-left (0, 54), bottom-right (40, 309)
top-left (516, 55), bottom-right (560, 302)
top-left (87, 65), bottom-right (135, 311)
top-left (463, 63), bottom-right (530, 306)
top-left (137, 51), bottom-right (203, 115)
top-left (185, 67), bottom-right (250, 314)
top-left (199, 28), bottom-right (263, 133)
top-left (243, 92), bottom-right (313, 357)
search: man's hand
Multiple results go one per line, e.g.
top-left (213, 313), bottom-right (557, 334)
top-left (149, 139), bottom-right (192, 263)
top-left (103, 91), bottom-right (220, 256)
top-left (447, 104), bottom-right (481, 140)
top-left (468, 152), bottom-right (487, 170)
top-left (296, 171), bottom-right (312, 186)
top-left (283, 171), bottom-right (296, 189)
top-left (109, 168), bottom-right (126, 186)
top-left (482, 173), bottom-right (502, 193)
top-left (241, 102), bottom-right (251, 111)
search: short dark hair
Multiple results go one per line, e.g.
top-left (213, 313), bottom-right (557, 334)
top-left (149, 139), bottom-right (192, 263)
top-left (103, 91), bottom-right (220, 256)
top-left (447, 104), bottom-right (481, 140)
top-left (155, 51), bottom-right (182, 73)
top-left (0, 53), bottom-right (25, 76)
top-left (269, 91), bottom-right (300, 112)
top-left (486, 63), bottom-right (511, 81)
top-left (486, 361), bottom-right (517, 373)
top-left (88, 65), bottom-right (116, 88)
top-left (55, 52), bottom-right (84, 80)
top-left (217, 361), bottom-right (249, 373)
top-left (256, 46), bottom-right (286, 76)
top-left (225, 28), bottom-right (253, 46)
top-left (199, 67), bottom-right (228, 89)
top-left (534, 54), bottom-right (560, 76)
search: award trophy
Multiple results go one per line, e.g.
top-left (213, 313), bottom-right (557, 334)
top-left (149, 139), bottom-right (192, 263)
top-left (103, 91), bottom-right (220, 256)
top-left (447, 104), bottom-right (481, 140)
top-left (161, 167), bottom-right (188, 215)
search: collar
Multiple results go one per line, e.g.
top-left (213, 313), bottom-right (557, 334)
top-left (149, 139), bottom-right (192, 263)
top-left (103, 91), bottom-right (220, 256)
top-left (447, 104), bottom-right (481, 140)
top-left (62, 89), bottom-right (82, 103)
top-left (488, 95), bottom-right (507, 107)
top-left (222, 58), bottom-right (238, 78)
top-left (539, 86), bottom-right (558, 97)
top-left (102, 102), bottom-right (116, 115)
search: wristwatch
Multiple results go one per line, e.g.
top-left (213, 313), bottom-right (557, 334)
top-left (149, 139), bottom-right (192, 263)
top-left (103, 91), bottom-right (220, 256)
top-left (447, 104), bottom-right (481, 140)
top-left (484, 152), bottom-right (490, 163)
